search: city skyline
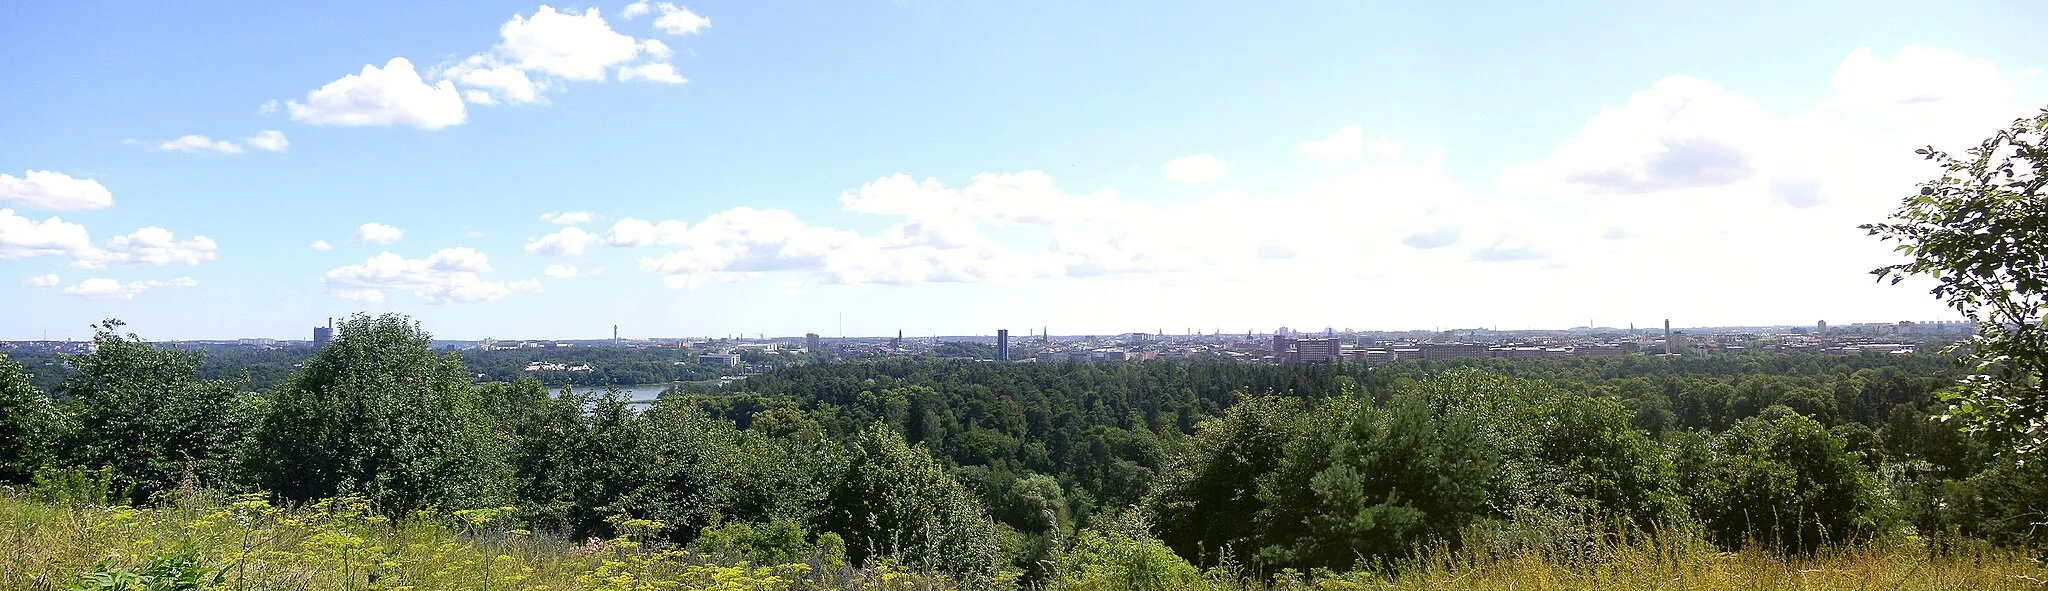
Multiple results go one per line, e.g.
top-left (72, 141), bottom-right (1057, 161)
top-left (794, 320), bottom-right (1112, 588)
top-left (6, 1), bottom-right (2048, 340)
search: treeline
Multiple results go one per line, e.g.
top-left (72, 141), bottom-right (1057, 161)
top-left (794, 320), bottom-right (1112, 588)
top-left (2, 315), bottom-right (2044, 588)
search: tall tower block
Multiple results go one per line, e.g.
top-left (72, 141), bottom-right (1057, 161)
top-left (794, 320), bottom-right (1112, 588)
top-left (1664, 319), bottom-right (1672, 355)
top-left (996, 329), bottom-right (1010, 361)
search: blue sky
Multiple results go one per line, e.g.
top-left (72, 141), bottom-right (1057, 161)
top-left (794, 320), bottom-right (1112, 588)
top-left (4, 1), bottom-right (2045, 340)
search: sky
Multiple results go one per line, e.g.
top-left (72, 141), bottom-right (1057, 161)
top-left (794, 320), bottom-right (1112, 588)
top-left (4, 1), bottom-right (2046, 341)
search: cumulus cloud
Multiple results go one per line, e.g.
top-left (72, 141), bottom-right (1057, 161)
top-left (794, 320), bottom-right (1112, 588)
top-left (0, 209), bottom-right (94, 259)
top-left (3, 210), bottom-right (218, 268)
top-left (525, 226), bottom-right (598, 256)
top-left (648, 3), bottom-right (711, 35)
top-left (622, 1), bottom-right (652, 19)
top-left (158, 135), bottom-right (245, 154)
top-left (61, 277), bottom-right (197, 301)
top-left (245, 130), bottom-right (289, 152)
top-left (617, 61), bottom-right (685, 83)
top-left (606, 217), bottom-right (690, 246)
top-left (1162, 153), bottom-right (1229, 183)
top-left (77, 228), bottom-right (216, 265)
top-left (323, 247), bottom-right (541, 303)
top-left (0, 170), bottom-right (114, 211)
top-left (25, 274), bottom-right (59, 288)
top-left (539, 211), bottom-right (595, 225)
top-left (1501, 76), bottom-right (1773, 194)
top-left (352, 222), bottom-right (404, 245)
top-left (288, 58), bottom-right (468, 130)
top-left (441, 5), bottom-right (689, 105)
top-left (285, 5), bottom-right (704, 122)
top-left (310, 240), bottom-right (333, 251)
top-left (73, 227), bottom-right (219, 268)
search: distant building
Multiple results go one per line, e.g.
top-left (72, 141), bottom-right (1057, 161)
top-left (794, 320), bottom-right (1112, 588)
top-left (805, 332), bottom-right (820, 351)
top-left (1417, 343), bottom-right (1487, 361)
top-left (1293, 338), bottom-right (1340, 364)
top-left (1272, 334), bottom-right (1294, 356)
top-left (699, 353), bottom-right (740, 366)
top-left (997, 329), bottom-right (1010, 361)
top-left (313, 318), bottom-right (333, 348)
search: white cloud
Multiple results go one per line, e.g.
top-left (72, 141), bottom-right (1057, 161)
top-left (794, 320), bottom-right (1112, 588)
top-left (290, 5), bottom-right (698, 120)
top-left (606, 217), bottom-right (690, 246)
top-left (438, 5), bottom-right (690, 106)
top-left (539, 211), bottom-right (595, 225)
top-left (158, 135), bottom-right (245, 154)
top-left (447, 57), bottom-right (548, 106)
top-left (352, 222), bottom-right (404, 245)
top-left (1161, 153), bottom-right (1230, 183)
top-left (74, 227), bottom-right (219, 268)
top-left (323, 247), bottom-right (541, 303)
top-left (0, 209), bottom-right (94, 260)
top-left (4, 210), bottom-right (218, 269)
top-left (25, 274), bottom-right (59, 288)
top-left (258, 99), bottom-right (279, 115)
top-left (245, 130), bottom-right (289, 152)
top-left (288, 58), bottom-right (468, 130)
top-left (622, 1), bottom-right (652, 19)
top-left (544, 263), bottom-right (602, 278)
top-left (0, 170), bottom-right (114, 211)
top-left (525, 226), bottom-right (598, 256)
top-left (618, 61), bottom-right (685, 83)
top-left (497, 6), bottom-right (643, 81)
top-left (61, 277), bottom-right (197, 301)
top-left (1294, 125), bottom-right (1367, 161)
top-left (310, 240), bottom-right (333, 251)
top-left (649, 3), bottom-right (711, 35)
top-left (1500, 75), bottom-right (1774, 195)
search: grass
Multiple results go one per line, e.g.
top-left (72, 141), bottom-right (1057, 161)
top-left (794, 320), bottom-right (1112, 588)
top-left (1, 489), bottom-right (2042, 590)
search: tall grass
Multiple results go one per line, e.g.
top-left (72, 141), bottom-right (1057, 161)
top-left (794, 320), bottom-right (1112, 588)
top-left (3, 489), bottom-right (2042, 590)
top-left (0, 489), bottom-right (949, 591)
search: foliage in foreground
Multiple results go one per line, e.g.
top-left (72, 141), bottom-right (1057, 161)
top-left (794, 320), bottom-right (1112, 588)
top-left (4, 491), bottom-right (2045, 591)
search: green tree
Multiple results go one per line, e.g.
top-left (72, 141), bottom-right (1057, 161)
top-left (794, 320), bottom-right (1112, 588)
top-left (1684, 414), bottom-right (1882, 553)
top-left (1863, 106), bottom-right (2048, 454)
top-left (0, 354), bottom-right (64, 484)
top-left (59, 320), bottom-right (247, 501)
top-left (244, 313), bottom-right (510, 513)
top-left (822, 423), bottom-right (1007, 585)
top-left (1252, 377), bottom-right (1498, 570)
top-left (1146, 394), bottom-right (1301, 566)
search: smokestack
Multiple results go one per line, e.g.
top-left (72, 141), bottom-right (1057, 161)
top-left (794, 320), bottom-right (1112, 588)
top-left (1664, 319), bottom-right (1672, 356)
